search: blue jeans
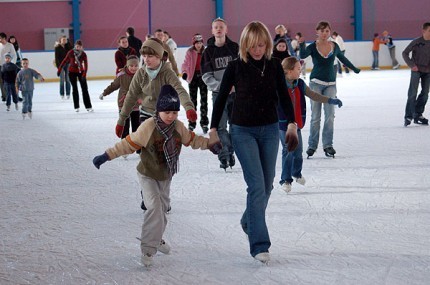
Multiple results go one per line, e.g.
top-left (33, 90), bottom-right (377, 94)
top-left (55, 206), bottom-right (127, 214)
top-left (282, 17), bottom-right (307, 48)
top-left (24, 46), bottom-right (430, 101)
top-left (4, 82), bottom-right (18, 106)
top-left (405, 71), bottom-right (430, 119)
top-left (212, 91), bottom-right (234, 161)
top-left (279, 128), bottom-right (303, 184)
top-left (21, 91), bottom-right (34, 113)
top-left (59, 65), bottom-right (71, 96)
top-left (308, 82), bottom-right (337, 150)
top-left (372, 50), bottom-right (379, 69)
top-left (232, 123), bottom-right (279, 257)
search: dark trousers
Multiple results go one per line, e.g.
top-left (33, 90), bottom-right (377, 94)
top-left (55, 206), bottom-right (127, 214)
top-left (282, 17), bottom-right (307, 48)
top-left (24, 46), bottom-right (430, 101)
top-left (69, 72), bottom-right (92, 109)
top-left (188, 73), bottom-right (208, 128)
top-left (122, 110), bottom-right (140, 138)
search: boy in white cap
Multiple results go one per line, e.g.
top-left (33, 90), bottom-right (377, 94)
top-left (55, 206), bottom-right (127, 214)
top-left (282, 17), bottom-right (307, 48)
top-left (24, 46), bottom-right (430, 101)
top-left (93, 84), bottom-right (221, 267)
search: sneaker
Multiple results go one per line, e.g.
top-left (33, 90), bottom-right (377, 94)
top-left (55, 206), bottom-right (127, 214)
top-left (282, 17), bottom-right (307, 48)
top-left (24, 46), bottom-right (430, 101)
top-left (229, 154), bottom-right (235, 168)
top-left (75, 108), bottom-right (79, 112)
top-left (28, 112), bottom-right (32, 119)
top-left (413, 116), bottom-right (429, 125)
top-left (281, 182), bottom-right (292, 193)
top-left (158, 239), bottom-right (171, 254)
top-left (15, 103), bottom-right (18, 110)
top-left (295, 176), bottom-right (306, 185)
top-left (404, 118), bottom-right (412, 127)
top-left (254, 252), bottom-right (270, 264)
top-left (141, 254), bottom-right (153, 267)
top-left (87, 108), bottom-right (94, 112)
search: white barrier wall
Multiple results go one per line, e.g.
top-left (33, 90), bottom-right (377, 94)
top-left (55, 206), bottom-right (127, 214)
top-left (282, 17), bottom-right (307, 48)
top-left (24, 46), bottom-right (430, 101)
top-left (23, 40), bottom-right (413, 81)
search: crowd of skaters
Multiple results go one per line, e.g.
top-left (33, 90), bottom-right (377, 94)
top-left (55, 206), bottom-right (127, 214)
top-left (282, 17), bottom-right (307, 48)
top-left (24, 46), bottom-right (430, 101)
top-left (1, 19), bottom-right (429, 267)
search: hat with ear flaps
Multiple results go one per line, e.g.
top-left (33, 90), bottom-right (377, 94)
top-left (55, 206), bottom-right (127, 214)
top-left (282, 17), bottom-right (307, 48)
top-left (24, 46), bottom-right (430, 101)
top-left (140, 38), bottom-right (166, 58)
top-left (156, 84), bottom-right (180, 112)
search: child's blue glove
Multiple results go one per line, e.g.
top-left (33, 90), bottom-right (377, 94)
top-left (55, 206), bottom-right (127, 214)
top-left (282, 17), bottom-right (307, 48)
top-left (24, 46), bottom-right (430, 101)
top-left (328, 98), bottom-right (343, 108)
top-left (93, 152), bottom-right (109, 169)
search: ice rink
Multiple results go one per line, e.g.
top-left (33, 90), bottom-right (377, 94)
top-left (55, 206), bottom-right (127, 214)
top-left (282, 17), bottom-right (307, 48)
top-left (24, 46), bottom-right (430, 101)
top-left (1, 69), bottom-right (429, 284)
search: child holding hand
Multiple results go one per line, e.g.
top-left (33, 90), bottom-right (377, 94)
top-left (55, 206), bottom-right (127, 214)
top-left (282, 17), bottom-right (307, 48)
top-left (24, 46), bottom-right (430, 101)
top-left (93, 84), bottom-right (221, 267)
top-left (278, 57), bottom-right (343, 192)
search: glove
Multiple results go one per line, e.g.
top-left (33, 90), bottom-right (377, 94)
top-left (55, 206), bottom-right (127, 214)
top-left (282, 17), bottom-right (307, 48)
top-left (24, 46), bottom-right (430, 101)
top-left (115, 124), bottom-right (125, 138)
top-left (208, 130), bottom-right (223, 155)
top-left (56, 70), bottom-right (61, 77)
top-left (285, 123), bottom-right (298, 152)
top-left (93, 152), bottom-right (110, 169)
top-left (328, 98), bottom-right (343, 108)
top-left (182, 73), bottom-right (188, 81)
top-left (186, 109), bottom-right (197, 122)
top-left (99, 94), bottom-right (104, 100)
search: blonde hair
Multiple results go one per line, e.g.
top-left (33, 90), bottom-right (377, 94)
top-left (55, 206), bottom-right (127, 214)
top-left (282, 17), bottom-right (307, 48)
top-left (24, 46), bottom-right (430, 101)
top-left (239, 21), bottom-right (273, 63)
top-left (281, 57), bottom-right (299, 72)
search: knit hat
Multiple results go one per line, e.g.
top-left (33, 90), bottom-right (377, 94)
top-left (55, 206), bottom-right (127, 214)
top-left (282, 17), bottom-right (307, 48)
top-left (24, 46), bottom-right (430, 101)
top-left (275, 38), bottom-right (287, 46)
top-left (4, 53), bottom-right (11, 59)
top-left (156, 85), bottom-right (180, 112)
top-left (126, 55), bottom-right (139, 66)
top-left (141, 38), bottom-right (165, 58)
top-left (192, 34), bottom-right (203, 45)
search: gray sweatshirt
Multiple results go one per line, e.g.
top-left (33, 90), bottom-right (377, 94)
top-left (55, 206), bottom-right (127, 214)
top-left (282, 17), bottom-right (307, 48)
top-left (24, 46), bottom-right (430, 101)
top-left (402, 36), bottom-right (430, 73)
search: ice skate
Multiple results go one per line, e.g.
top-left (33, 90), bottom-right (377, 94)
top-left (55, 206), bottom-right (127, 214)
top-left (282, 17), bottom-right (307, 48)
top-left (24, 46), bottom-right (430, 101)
top-left (28, 112), bottom-right (32, 119)
top-left (22, 113), bottom-right (26, 120)
top-left (158, 239), bottom-right (171, 254)
top-left (254, 252), bottom-right (270, 264)
top-left (306, 148), bottom-right (315, 159)
top-left (15, 103), bottom-right (18, 110)
top-left (75, 108), bottom-right (79, 112)
top-left (229, 154), bottom-right (235, 168)
top-left (87, 108), bottom-right (94, 112)
top-left (141, 254), bottom-right (153, 267)
top-left (220, 159), bottom-right (228, 171)
top-left (324, 147), bottom-right (336, 158)
top-left (295, 176), bottom-right (306, 185)
top-left (404, 118), bottom-right (412, 127)
top-left (414, 116), bottom-right (428, 125)
top-left (281, 182), bottom-right (292, 193)
top-left (202, 126), bottom-right (208, 134)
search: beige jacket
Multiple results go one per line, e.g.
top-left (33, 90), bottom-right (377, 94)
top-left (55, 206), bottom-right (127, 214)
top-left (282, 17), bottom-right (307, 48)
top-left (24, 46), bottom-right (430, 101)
top-left (117, 62), bottom-right (194, 126)
top-left (106, 117), bottom-right (219, 181)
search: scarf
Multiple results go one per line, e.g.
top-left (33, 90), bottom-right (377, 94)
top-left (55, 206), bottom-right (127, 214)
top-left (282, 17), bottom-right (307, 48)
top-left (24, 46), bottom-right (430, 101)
top-left (119, 46), bottom-right (132, 56)
top-left (146, 62), bottom-right (163, 80)
top-left (73, 48), bottom-right (83, 71)
top-left (154, 114), bottom-right (179, 176)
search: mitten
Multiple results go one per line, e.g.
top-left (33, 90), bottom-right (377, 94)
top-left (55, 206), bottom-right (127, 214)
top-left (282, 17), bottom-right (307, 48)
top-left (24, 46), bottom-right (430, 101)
top-left (182, 73), bottom-right (188, 81)
top-left (328, 98), bottom-right (343, 108)
top-left (93, 152), bottom-right (110, 169)
top-left (285, 123), bottom-right (298, 152)
top-left (99, 94), bottom-right (104, 100)
top-left (208, 130), bottom-right (223, 155)
top-left (115, 124), bottom-right (125, 138)
top-left (186, 109), bottom-right (197, 122)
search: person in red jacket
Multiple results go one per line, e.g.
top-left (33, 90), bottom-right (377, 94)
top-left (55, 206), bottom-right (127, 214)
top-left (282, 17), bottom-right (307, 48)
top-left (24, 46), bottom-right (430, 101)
top-left (115, 36), bottom-right (137, 75)
top-left (57, 39), bottom-right (93, 112)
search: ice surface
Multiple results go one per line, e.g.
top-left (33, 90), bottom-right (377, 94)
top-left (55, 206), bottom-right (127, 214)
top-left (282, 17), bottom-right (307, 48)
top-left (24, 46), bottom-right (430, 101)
top-left (1, 70), bottom-right (429, 285)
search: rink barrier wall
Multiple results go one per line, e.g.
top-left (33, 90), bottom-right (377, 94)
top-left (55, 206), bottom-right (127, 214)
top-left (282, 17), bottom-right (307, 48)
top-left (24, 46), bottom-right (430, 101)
top-left (26, 40), bottom-right (413, 82)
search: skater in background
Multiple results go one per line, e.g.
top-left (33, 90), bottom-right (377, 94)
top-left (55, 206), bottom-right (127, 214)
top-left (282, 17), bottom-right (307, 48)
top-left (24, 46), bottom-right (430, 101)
top-left (201, 17), bottom-right (239, 170)
top-left (115, 38), bottom-right (197, 211)
top-left (54, 35), bottom-right (72, 100)
top-left (279, 57), bottom-right (342, 192)
top-left (181, 33), bottom-right (209, 133)
top-left (126, 27), bottom-right (143, 60)
top-left (163, 31), bottom-right (177, 57)
top-left (114, 36), bottom-right (137, 75)
top-left (8, 35), bottom-right (22, 69)
top-left (273, 24), bottom-right (295, 57)
top-left (1, 53), bottom-right (19, 111)
top-left (272, 38), bottom-right (290, 61)
top-left (402, 22), bottom-right (430, 127)
top-left (371, 33), bottom-right (386, 70)
top-left (298, 21), bottom-right (360, 158)
top-left (100, 55), bottom-right (140, 139)
top-left (153, 29), bottom-right (179, 75)
top-left (57, 39), bottom-right (93, 112)
top-left (291, 32), bottom-right (307, 79)
top-left (16, 58), bottom-right (44, 119)
top-left (382, 30), bottom-right (400, 69)
top-left (93, 84), bottom-right (222, 267)
top-left (331, 32), bottom-right (349, 76)
top-left (210, 21), bottom-right (298, 263)
top-left (0, 32), bottom-right (17, 102)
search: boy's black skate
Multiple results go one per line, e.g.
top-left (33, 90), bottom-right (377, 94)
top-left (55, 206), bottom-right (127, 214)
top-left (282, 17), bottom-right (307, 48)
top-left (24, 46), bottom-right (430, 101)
top-left (141, 200), bottom-right (147, 211)
top-left (202, 126), bottom-right (209, 134)
top-left (229, 154), bottom-right (235, 168)
top-left (306, 148), bottom-right (316, 159)
top-left (324, 147), bottom-right (336, 158)
top-left (220, 159), bottom-right (229, 171)
top-left (414, 116), bottom-right (429, 125)
top-left (404, 118), bottom-right (412, 127)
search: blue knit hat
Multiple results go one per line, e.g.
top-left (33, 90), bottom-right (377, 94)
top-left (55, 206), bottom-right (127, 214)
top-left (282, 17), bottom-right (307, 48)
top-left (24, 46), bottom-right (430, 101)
top-left (156, 85), bottom-right (180, 112)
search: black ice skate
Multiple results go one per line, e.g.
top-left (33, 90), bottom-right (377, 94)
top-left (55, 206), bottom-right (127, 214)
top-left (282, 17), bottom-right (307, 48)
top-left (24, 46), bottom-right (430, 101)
top-left (414, 116), bottom-right (429, 125)
top-left (306, 148), bottom-right (316, 159)
top-left (229, 154), bottom-right (235, 168)
top-left (220, 159), bottom-right (229, 171)
top-left (324, 147), bottom-right (336, 158)
top-left (404, 118), bottom-right (412, 127)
